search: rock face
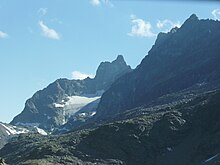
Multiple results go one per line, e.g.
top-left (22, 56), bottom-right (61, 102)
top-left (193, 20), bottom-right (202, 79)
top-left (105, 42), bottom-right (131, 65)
top-left (93, 55), bottom-right (131, 90)
top-left (10, 55), bottom-right (131, 130)
top-left (95, 14), bottom-right (220, 120)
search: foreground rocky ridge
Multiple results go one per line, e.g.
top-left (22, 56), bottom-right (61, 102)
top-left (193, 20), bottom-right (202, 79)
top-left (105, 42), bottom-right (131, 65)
top-left (1, 90), bottom-right (220, 165)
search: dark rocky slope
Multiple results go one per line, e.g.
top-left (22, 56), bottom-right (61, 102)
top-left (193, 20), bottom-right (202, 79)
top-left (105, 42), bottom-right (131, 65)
top-left (1, 90), bottom-right (220, 165)
top-left (95, 14), bottom-right (220, 120)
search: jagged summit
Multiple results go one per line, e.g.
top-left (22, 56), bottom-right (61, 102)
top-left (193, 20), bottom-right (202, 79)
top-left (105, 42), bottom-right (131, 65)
top-left (180, 13), bottom-right (200, 30)
top-left (94, 55), bottom-right (131, 84)
top-left (188, 13), bottom-right (199, 21)
top-left (114, 55), bottom-right (125, 63)
top-left (95, 55), bottom-right (128, 73)
top-left (154, 14), bottom-right (200, 46)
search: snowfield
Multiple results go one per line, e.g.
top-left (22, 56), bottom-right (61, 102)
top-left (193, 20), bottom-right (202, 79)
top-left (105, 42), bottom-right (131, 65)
top-left (0, 123), bottom-right (29, 135)
top-left (0, 123), bottom-right (48, 136)
top-left (54, 95), bottom-right (100, 115)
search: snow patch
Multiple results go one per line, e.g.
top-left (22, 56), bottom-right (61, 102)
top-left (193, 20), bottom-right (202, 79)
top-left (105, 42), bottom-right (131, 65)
top-left (79, 113), bottom-right (86, 117)
top-left (54, 103), bottom-right (65, 108)
top-left (0, 123), bottom-right (29, 135)
top-left (62, 110), bottom-right (66, 125)
top-left (53, 95), bottom-right (100, 115)
top-left (91, 111), bottom-right (96, 116)
top-left (205, 154), bottom-right (219, 163)
top-left (34, 126), bottom-right (47, 135)
top-left (5, 130), bottom-right (10, 135)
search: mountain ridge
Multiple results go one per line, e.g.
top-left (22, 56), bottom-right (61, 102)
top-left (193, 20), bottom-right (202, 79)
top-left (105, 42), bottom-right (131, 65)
top-left (95, 14), bottom-right (220, 120)
top-left (11, 55), bottom-right (132, 131)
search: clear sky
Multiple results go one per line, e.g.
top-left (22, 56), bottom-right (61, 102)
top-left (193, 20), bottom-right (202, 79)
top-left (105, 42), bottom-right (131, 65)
top-left (0, 0), bottom-right (219, 123)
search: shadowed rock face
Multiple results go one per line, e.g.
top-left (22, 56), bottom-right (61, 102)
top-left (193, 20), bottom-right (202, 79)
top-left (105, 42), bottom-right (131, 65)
top-left (10, 55), bottom-right (131, 130)
top-left (94, 55), bottom-right (131, 90)
top-left (95, 14), bottom-right (220, 120)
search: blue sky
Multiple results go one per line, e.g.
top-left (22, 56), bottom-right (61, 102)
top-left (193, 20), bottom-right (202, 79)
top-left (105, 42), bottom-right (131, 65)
top-left (0, 0), bottom-right (220, 123)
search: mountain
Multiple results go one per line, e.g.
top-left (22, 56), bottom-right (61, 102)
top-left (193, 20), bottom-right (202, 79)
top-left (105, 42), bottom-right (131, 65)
top-left (1, 14), bottom-right (220, 165)
top-left (95, 14), bottom-right (220, 120)
top-left (10, 55), bottom-right (131, 131)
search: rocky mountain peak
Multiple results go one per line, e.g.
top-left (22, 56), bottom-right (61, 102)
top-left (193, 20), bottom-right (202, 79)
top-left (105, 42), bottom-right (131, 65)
top-left (154, 14), bottom-right (199, 46)
top-left (94, 55), bottom-right (131, 83)
top-left (114, 55), bottom-right (125, 63)
top-left (188, 13), bottom-right (199, 21)
top-left (181, 13), bottom-right (199, 29)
